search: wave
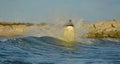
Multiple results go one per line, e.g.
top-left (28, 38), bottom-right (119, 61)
top-left (0, 36), bottom-right (120, 64)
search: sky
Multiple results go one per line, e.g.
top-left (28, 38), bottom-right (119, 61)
top-left (0, 0), bottom-right (120, 23)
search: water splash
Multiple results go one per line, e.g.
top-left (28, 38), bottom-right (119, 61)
top-left (64, 26), bottom-right (75, 42)
top-left (22, 18), bottom-right (88, 42)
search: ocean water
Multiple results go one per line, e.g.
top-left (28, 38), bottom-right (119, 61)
top-left (0, 36), bottom-right (120, 64)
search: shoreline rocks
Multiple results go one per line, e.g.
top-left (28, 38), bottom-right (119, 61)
top-left (0, 20), bottom-right (120, 38)
top-left (85, 20), bottom-right (120, 38)
top-left (0, 22), bottom-right (49, 37)
top-left (0, 22), bottom-right (34, 36)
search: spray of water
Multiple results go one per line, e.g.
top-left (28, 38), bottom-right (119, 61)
top-left (23, 18), bottom-right (88, 42)
top-left (64, 26), bottom-right (75, 42)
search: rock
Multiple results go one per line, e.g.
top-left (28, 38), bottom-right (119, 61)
top-left (0, 20), bottom-right (120, 38)
top-left (0, 22), bottom-right (50, 37)
top-left (0, 22), bottom-right (33, 36)
top-left (85, 20), bottom-right (120, 38)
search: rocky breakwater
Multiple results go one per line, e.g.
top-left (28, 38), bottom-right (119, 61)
top-left (0, 22), bottom-right (33, 36)
top-left (85, 20), bottom-right (120, 38)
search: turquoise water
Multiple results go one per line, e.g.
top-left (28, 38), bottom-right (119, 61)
top-left (0, 36), bottom-right (120, 64)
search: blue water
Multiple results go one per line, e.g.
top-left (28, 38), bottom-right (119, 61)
top-left (0, 36), bottom-right (120, 64)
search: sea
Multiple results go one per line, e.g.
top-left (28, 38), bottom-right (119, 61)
top-left (0, 36), bottom-right (120, 64)
top-left (0, 20), bottom-right (120, 64)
